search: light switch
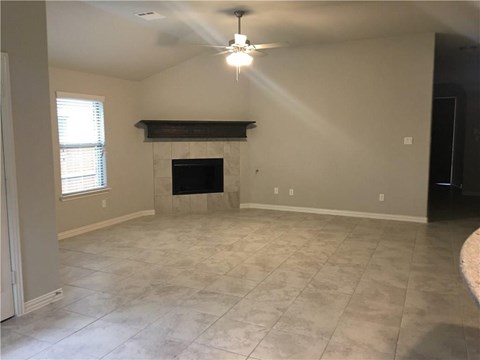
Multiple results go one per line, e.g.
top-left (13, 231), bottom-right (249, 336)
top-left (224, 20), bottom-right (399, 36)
top-left (404, 137), bottom-right (413, 145)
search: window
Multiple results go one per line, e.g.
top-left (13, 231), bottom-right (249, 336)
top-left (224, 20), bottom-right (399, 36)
top-left (56, 92), bottom-right (107, 196)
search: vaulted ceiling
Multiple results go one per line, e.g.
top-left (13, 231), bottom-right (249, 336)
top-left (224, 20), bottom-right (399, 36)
top-left (46, 1), bottom-right (480, 81)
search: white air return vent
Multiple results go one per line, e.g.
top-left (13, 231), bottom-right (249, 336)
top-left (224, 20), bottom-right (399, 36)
top-left (135, 11), bottom-right (165, 21)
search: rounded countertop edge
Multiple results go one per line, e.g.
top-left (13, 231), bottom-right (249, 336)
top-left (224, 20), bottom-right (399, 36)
top-left (460, 228), bottom-right (480, 307)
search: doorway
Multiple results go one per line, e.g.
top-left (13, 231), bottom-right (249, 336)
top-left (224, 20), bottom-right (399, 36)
top-left (428, 96), bottom-right (470, 220)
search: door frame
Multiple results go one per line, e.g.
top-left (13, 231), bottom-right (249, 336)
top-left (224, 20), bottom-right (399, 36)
top-left (1, 52), bottom-right (25, 316)
top-left (432, 96), bottom-right (458, 186)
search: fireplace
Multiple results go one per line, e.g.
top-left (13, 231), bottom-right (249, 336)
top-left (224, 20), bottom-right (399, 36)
top-left (172, 158), bottom-right (223, 195)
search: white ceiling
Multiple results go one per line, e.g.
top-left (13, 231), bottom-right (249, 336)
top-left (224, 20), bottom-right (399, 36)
top-left (46, 1), bottom-right (480, 81)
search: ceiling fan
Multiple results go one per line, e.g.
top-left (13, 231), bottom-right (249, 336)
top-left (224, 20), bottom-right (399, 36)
top-left (207, 10), bottom-right (287, 79)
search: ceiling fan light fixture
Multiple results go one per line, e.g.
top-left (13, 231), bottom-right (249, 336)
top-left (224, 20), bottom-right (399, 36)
top-left (234, 33), bottom-right (247, 46)
top-left (226, 51), bottom-right (253, 67)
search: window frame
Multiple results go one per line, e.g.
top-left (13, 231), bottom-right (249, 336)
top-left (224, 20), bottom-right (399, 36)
top-left (55, 91), bottom-right (109, 200)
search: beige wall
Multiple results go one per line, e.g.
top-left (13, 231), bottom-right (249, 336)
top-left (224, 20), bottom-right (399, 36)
top-left (140, 54), bottom-right (250, 120)
top-left (141, 33), bottom-right (435, 219)
top-left (49, 68), bottom-right (153, 233)
top-left (1, 1), bottom-right (60, 301)
top-left (246, 34), bottom-right (435, 218)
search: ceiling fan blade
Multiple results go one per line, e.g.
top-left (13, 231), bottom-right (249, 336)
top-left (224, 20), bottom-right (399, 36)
top-left (213, 50), bottom-right (231, 56)
top-left (196, 44), bottom-right (229, 48)
top-left (251, 49), bottom-right (267, 57)
top-left (253, 42), bottom-right (288, 50)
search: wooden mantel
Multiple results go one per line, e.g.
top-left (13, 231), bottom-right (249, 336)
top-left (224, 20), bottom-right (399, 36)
top-left (136, 120), bottom-right (256, 140)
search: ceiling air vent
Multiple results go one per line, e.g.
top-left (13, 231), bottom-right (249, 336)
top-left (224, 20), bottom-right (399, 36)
top-left (135, 11), bottom-right (165, 21)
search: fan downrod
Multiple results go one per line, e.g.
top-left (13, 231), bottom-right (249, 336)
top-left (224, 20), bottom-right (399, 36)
top-left (234, 10), bottom-right (245, 18)
top-left (234, 10), bottom-right (245, 34)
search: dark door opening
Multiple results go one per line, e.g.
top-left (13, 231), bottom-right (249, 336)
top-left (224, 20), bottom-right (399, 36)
top-left (427, 96), bottom-right (473, 221)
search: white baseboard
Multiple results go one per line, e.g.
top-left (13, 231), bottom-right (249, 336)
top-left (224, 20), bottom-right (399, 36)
top-left (240, 203), bottom-right (427, 223)
top-left (24, 288), bottom-right (64, 314)
top-left (58, 210), bottom-right (156, 240)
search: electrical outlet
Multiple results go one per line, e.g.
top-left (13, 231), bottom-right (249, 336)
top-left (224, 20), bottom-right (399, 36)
top-left (379, 194), bottom-right (385, 202)
top-left (102, 199), bottom-right (107, 208)
top-left (404, 137), bottom-right (413, 145)
top-left (274, 187), bottom-right (279, 194)
top-left (289, 189), bottom-right (294, 196)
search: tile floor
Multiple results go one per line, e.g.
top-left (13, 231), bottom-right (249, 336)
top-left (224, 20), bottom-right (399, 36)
top-left (1, 209), bottom-right (479, 360)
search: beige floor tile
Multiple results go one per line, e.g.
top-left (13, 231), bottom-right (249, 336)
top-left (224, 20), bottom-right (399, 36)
top-left (147, 308), bottom-right (218, 342)
top-left (396, 322), bottom-right (467, 360)
top-left (245, 281), bottom-right (303, 306)
top-left (42, 285), bottom-right (97, 310)
top-left (227, 264), bottom-right (272, 282)
top-left (224, 298), bottom-right (286, 328)
top-left (3, 210), bottom-right (476, 360)
top-left (31, 345), bottom-right (98, 360)
top-left (360, 262), bottom-right (410, 289)
top-left (104, 333), bottom-right (187, 359)
top-left (32, 320), bottom-right (139, 359)
top-left (177, 343), bottom-right (247, 360)
top-left (101, 299), bottom-right (172, 329)
top-left (204, 276), bottom-right (259, 297)
top-left (276, 252), bottom-right (327, 274)
top-left (101, 259), bottom-right (146, 276)
top-left (69, 272), bottom-right (126, 293)
top-left (341, 295), bottom-right (403, 327)
top-left (263, 269), bottom-right (314, 288)
top-left (308, 263), bottom-right (365, 295)
top-left (353, 280), bottom-right (406, 307)
top-left (167, 270), bottom-right (221, 289)
top-left (128, 264), bottom-right (181, 285)
top-left (59, 265), bottom-right (95, 285)
top-left (61, 252), bottom-right (121, 271)
top-left (464, 325), bottom-right (480, 360)
top-left (321, 339), bottom-right (394, 360)
top-left (251, 329), bottom-right (328, 360)
top-left (64, 292), bottom-right (131, 318)
top-left (10, 309), bottom-right (95, 343)
top-left (402, 289), bottom-right (462, 326)
top-left (408, 271), bottom-right (461, 294)
top-left (139, 284), bottom-right (198, 306)
top-left (274, 290), bottom-right (350, 339)
top-left (182, 290), bottom-right (241, 316)
top-left (196, 318), bottom-right (268, 356)
top-left (243, 253), bottom-right (288, 272)
top-left (0, 330), bottom-right (51, 360)
top-left (325, 318), bottom-right (399, 359)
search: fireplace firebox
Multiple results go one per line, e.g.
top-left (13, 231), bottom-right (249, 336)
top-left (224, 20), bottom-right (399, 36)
top-left (172, 158), bottom-right (223, 195)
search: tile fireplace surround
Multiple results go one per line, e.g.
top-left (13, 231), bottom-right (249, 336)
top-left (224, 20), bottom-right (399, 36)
top-left (153, 141), bottom-right (242, 214)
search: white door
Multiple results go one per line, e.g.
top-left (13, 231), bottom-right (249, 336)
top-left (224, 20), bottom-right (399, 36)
top-left (1, 59), bottom-right (15, 321)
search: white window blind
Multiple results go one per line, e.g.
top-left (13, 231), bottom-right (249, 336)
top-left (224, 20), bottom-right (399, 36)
top-left (56, 93), bottom-right (107, 196)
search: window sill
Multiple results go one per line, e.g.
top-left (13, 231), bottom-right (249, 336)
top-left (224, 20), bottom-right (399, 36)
top-left (60, 187), bottom-right (111, 201)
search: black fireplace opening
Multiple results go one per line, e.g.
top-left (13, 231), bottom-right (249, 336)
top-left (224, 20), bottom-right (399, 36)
top-left (172, 158), bottom-right (223, 195)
